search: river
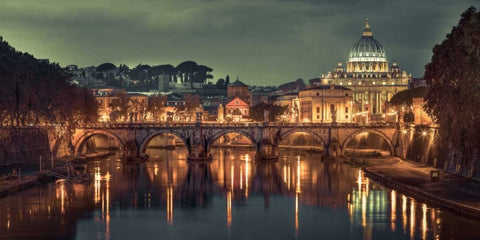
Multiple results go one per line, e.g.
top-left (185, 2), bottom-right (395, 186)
top-left (0, 147), bottom-right (479, 240)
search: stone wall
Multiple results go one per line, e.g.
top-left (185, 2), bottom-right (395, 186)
top-left (0, 128), bottom-right (51, 164)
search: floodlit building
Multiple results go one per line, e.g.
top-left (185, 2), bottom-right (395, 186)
top-left (225, 97), bottom-right (249, 122)
top-left (319, 20), bottom-right (410, 121)
top-left (298, 85), bottom-right (353, 123)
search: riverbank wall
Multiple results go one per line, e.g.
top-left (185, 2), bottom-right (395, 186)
top-left (0, 128), bottom-right (52, 166)
top-left (364, 167), bottom-right (480, 220)
top-left (0, 176), bottom-right (39, 198)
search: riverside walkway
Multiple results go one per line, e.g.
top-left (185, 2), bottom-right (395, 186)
top-left (364, 158), bottom-right (480, 220)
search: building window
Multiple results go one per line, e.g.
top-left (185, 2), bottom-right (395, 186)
top-left (316, 107), bottom-right (320, 113)
top-left (346, 115), bottom-right (349, 119)
top-left (244, 110), bottom-right (247, 114)
top-left (316, 92), bottom-right (319, 96)
top-left (317, 115), bottom-right (320, 119)
top-left (345, 107), bottom-right (348, 113)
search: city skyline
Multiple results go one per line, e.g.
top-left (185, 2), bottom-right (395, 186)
top-left (0, 0), bottom-right (477, 86)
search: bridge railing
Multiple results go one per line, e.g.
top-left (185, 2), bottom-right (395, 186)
top-left (78, 121), bottom-right (401, 129)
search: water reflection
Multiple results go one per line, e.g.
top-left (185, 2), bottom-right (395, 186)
top-left (0, 148), bottom-right (479, 239)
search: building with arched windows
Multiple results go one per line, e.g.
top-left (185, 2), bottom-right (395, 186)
top-left (317, 20), bottom-right (411, 122)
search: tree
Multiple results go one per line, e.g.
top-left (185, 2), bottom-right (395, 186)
top-left (225, 75), bottom-right (230, 86)
top-left (216, 78), bottom-right (226, 89)
top-left (129, 64), bottom-right (151, 83)
top-left (109, 90), bottom-right (130, 121)
top-left (96, 63), bottom-right (116, 72)
top-left (249, 103), bottom-right (287, 122)
top-left (147, 94), bottom-right (167, 121)
top-left (0, 37), bottom-right (98, 127)
top-left (175, 61), bottom-right (197, 83)
top-left (424, 7), bottom-right (480, 166)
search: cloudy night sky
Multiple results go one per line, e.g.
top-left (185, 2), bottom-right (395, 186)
top-left (0, 0), bottom-right (477, 86)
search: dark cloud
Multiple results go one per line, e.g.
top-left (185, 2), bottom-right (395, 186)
top-left (0, 0), bottom-right (477, 85)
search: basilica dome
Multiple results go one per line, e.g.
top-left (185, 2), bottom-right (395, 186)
top-left (346, 20), bottom-right (388, 73)
top-left (348, 20), bottom-right (387, 63)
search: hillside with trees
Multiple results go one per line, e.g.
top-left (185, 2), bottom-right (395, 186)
top-left (424, 7), bottom-right (480, 173)
top-left (0, 37), bottom-right (98, 128)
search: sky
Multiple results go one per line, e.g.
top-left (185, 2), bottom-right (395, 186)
top-left (0, 0), bottom-right (477, 86)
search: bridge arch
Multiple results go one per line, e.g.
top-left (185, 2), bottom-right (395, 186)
top-left (278, 128), bottom-right (326, 147)
top-left (139, 130), bottom-right (188, 157)
top-left (208, 129), bottom-right (257, 151)
top-left (74, 130), bottom-right (126, 156)
top-left (341, 129), bottom-right (394, 155)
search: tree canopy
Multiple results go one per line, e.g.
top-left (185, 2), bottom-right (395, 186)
top-left (96, 62), bottom-right (116, 72)
top-left (249, 103), bottom-right (287, 122)
top-left (424, 7), bottom-right (480, 165)
top-left (0, 37), bottom-right (98, 127)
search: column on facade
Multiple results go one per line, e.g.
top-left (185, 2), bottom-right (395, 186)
top-left (369, 91), bottom-right (373, 115)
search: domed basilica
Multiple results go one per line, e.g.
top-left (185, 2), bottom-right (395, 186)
top-left (319, 20), bottom-right (411, 120)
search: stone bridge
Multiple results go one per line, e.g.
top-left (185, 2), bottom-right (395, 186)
top-left (66, 122), bottom-right (437, 161)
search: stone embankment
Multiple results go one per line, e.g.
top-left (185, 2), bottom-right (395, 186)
top-left (0, 176), bottom-right (39, 198)
top-left (363, 158), bottom-right (480, 220)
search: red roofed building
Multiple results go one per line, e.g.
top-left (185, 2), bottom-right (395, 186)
top-left (225, 97), bottom-right (249, 122)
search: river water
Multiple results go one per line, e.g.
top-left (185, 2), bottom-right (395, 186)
top-left (1, 148), bottom-right (480, 240)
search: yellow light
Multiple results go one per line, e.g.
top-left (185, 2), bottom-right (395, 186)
top-left (402, 130), bottom-right (407, 134)
top-left (422, 131), bottom-right (427, 136)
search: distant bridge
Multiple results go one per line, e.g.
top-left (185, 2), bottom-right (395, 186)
top-left (66, 122), bottom-right (438, 160)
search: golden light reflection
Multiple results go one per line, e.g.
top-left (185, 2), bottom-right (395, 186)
top-left (154, 163), bottom-right (159, 176)
top-left (167, 185), bottom-right (173, 225)
top-left (287, 164), bottom-right (291, 190)
top-left (240, 165), bottom-right (243, 190)
top-left (60, 183), bottom-right (66, 215)
top-left (422, 203), bottom-right (427, 240)
top-left (245, 160), bottom-right (249, 199)
top-left (402, 195), bottom-right (407, 233)
top-left (105, 174), bottom-right (110, 240)
top-left (227, 190), bottom-right (232, 228)
top-left (230, 165), bottom-right (234, 190)
top-left (6, 212), bottom-right (10, 230)
top-left (295, 192), bottom-right (299, 236)
top-left (296, 157), bottom-right (301, 194)
top-left (410, 199), bottom-right (415, 240)
top-left (94, 167), bottom-right (101, 204)
top-left (391, 190), bottom-right (396, 231)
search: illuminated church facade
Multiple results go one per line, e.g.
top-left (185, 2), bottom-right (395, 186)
top-left (317, 20), bottom-right (411, 122)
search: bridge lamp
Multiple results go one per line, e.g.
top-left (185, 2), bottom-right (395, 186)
top-left (402, 130), bottom-right (407, 134)
top-left (422, 131), bottom-right (427, 136)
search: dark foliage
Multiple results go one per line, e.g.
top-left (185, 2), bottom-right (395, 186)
top-left (424, 7), bottom-right (480, 165)
top-left (250, 102), bottom-right (287, 122)
top-left (0, 37), bottom-right (98, 127)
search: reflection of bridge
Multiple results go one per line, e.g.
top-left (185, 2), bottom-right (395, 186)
top-left (68, 122), bottom-right (438, 160)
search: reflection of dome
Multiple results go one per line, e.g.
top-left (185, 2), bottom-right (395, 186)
top-left (348, 20), bottom-right (387, 63)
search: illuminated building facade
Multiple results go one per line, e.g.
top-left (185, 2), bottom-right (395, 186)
top-left (318, 20), bottom-right (411, 121)
top-left (298, 85), bottom-right (353, 123)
